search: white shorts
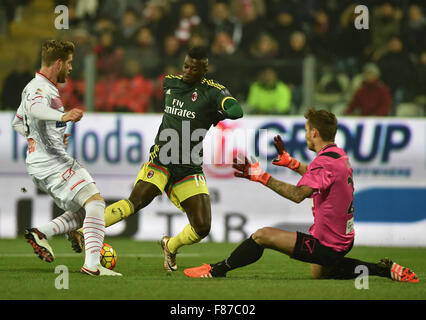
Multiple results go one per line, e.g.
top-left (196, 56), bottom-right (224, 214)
top-left (31, 161), bottom-right (99, 212)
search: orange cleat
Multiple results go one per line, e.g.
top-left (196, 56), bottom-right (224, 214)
top-left (184, 263), bottom-right (214, 278)
top-left (380, 258), bottom-right (419, 283)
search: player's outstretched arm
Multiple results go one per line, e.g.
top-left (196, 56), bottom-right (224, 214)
top-left (29, 98), bottom-right (83, 123)
top-left (232, 154), bottom-right (313, 203)
top-left (233, 154), bottom-right (271, 186)
top-left (266, 177), bottom-right (313, 204)
top-left (272, 135), bottom-right (307, 176)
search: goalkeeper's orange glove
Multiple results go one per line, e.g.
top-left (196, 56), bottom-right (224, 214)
top-left (233, 154), bottom-right (271, 186)
top-left (271, 135), bottom-right (300, 171)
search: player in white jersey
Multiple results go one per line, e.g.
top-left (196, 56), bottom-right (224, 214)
top-left (12, 40), bottom-right (121, 276)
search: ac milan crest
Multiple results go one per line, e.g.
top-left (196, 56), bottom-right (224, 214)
top-left (191, 91), bottom-right (198, 102)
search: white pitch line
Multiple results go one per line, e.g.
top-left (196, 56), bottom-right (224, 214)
top-left (0, 253), bottom-right (201, 258)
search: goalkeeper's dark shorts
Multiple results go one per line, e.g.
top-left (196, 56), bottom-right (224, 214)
top-left (291, 232), bottom-right (353, 267)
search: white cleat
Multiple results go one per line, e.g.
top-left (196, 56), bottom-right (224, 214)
top-left (24, 228), bottom-right (55, 262)
top-left (80, 264), bottom-right (122, 276)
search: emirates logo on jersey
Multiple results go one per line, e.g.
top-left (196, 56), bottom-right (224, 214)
top-left (191, 91), bottom-right (198, 102)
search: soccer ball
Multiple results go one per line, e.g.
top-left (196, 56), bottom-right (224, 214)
top-left (100, 243), bottom-right (117, 270)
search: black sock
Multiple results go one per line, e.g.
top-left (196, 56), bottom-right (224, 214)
top-left (328, 258), bottom-right (391, 280)
top-left (211, 236), bottom-right (264, 277)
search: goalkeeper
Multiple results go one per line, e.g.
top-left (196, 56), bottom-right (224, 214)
top-left (184, 109), bottom-right (418, 283)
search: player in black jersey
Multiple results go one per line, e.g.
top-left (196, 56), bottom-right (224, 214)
top-left (69, 46), bottom-right (243, 272)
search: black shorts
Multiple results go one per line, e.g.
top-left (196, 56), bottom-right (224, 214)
top-left (291, 232), bottom-right (353, 267)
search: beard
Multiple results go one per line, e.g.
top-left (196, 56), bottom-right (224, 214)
top-left (57, 68), bottom-right (68, 83)
top-left (307, 139), bottom-right (315, 152)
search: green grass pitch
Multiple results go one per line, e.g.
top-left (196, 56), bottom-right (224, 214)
top-left (0, 237), bottom-right (425, 300)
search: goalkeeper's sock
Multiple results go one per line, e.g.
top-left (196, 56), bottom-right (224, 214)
top-left (82, 200), bottom-right (105, 268)
top-left (38, 209), bottom-right (85, 239)
top-left (327, 257), bottom-right (391, 280)
top-left (104, 199), bottom-right (135, 227)
top-left (211, 236), bottom-right (264, 277)
top-left (167, 224), bottom-right (201, 254)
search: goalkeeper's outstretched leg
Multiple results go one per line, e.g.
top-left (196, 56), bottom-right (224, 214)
top-left (185, 228), bottom-right (419, 283)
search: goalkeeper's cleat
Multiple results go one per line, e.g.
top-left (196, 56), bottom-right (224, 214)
top-left (24, 228), bottom-right (55, 263)
top-left (379, 258), bottom-right (419, 283)
top-left (184, 263), bottom-right (215, 278)
top-left (161, 236), bottom-right (177, 272)
top-left (80, 264), bottom-right (122, 276)
top-left (66, 230), bottom-right (84, 253)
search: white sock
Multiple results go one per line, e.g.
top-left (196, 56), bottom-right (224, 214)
top-left (38, 209), bottom-right (85, 239)
top-left (83, 200), bottom-right (105, 268)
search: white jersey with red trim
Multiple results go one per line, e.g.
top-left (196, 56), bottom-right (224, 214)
top-left (16, 72), bottom-right (74, 179)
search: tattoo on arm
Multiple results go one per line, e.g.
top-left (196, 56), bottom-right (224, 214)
top-left (266, 177), bottom-right (314, 203)
top-left (295, 163), bottom-right (308, 176)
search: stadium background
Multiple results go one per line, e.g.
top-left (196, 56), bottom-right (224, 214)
top-left (0, 0), bottom-right (425, 246)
